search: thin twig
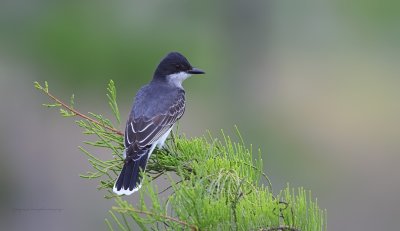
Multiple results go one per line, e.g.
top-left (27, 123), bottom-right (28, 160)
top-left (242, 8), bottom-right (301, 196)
top-left (112, 207), bottom-right (198, 231)
top-left (151, 172), bottom-right (164, 182)
top-left (240, 161), bottom-right (272, 192)
top-left (158, 180), bottom-right (183, 195)
top-left (258, 227), bottom-right (300, 231)
top-left (41, 86), bottom-right (123, 136)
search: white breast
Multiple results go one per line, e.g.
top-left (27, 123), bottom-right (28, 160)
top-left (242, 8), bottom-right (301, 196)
top-left (167, 72), bottom-right (191, 88)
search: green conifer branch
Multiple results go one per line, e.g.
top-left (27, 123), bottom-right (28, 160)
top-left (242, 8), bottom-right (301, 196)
top-left (34, 81), bottom-right (123, 136)
top-left (34, 80), bottom-right (327, 231)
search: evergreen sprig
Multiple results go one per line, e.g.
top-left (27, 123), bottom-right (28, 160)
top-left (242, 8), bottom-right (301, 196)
top-left (34, 80), bottom-right (327, 231)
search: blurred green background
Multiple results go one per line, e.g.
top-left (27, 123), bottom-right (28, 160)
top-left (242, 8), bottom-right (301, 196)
top-left (1, 0), bottom-right (399, 230)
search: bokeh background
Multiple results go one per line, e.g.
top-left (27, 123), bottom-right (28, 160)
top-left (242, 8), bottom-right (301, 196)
top-left (1, 1), bottom-right (399, 230)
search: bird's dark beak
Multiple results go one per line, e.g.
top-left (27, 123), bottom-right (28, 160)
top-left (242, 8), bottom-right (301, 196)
top-left (188, 67), bottom-right (205, 75)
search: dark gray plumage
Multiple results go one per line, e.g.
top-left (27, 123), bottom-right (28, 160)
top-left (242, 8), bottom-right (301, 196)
top-left (113, 52), bottom-right (204, 195)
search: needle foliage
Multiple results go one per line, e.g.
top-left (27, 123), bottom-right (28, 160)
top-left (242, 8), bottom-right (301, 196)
top-left (35, 80), bottom-right (327, 231)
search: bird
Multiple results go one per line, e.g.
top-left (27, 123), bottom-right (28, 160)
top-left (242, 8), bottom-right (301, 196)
top-left (113, 52), bottom-right (205, 195)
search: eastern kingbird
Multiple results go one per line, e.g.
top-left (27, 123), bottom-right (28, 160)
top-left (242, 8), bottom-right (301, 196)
top-left (113, 52), bottom-right (205, 195)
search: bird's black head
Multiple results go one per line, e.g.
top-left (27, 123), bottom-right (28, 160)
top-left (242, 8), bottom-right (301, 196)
top-left (153, 52), bottom-right (205, 80)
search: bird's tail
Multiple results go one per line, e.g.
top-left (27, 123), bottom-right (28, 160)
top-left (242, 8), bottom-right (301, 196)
top-left (113, 148), bottom-right (150, 195)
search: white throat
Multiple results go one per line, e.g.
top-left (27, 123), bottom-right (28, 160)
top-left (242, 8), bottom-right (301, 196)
top-left (167, 72), bottom-right (191, 88)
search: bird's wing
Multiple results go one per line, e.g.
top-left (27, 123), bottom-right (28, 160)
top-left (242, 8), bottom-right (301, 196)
top-left (124, 93), bottom-right (185, 160)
